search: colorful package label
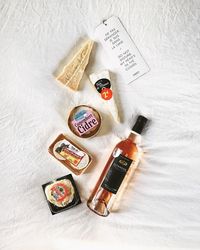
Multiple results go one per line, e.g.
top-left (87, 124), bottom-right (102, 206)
top-left (72, 111), bottom-right (98, 136)
top-left (55, 139), bottom-right (85, 166)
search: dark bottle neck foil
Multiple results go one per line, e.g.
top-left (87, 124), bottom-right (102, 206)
top-left (132, 115), bottom-right (148, 134)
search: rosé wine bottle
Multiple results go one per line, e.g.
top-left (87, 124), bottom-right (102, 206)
top-left (87, 115), bottom-right (148, 216)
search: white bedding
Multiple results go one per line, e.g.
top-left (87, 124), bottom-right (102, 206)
top-left (0, 0), bottom-right (200, 249)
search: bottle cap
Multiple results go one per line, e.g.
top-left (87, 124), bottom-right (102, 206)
top-left (132, 115), bottom-right (148, 134)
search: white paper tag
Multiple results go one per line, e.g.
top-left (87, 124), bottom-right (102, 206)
top-left (94, 16), bottom-right (150, 84)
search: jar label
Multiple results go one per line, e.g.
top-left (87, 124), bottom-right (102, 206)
top-left (101, 154), bottom-right (133, 194)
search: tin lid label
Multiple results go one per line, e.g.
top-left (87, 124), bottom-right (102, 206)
top-left (71, 111), bottom-right (99, 136)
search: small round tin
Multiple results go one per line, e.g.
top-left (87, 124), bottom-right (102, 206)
top-left (68, 105), bottom-right (101, 138)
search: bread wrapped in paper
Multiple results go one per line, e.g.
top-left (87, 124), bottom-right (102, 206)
top-left (89, 70), bottom-right (120, 123)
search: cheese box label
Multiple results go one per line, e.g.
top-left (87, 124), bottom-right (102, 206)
top-left (72, 111), bottom-right (98, 136)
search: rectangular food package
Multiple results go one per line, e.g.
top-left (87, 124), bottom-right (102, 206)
top-left (48, 134), bottom-right (92, 175)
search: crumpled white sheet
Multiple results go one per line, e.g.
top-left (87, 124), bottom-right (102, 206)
top-left (0, 0), bottom-right (200, 249)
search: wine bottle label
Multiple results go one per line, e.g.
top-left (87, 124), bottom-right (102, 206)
top-left (101, 154), bottom-right (133, 194)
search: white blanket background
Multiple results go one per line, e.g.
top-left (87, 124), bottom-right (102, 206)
top-left (0, 0), bottom-right (200, 249)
